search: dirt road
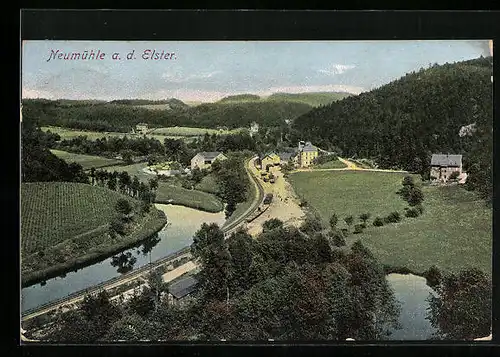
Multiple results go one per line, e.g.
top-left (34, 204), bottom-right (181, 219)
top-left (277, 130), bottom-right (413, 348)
top-left (246, 167), bottom-right (306, 236)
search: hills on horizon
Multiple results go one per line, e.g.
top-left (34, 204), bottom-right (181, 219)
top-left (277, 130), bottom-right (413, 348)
top-left (22, 90), bottom-right (355, 109)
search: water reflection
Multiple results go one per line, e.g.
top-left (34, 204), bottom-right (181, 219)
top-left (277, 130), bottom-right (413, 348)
top-left (110, 252), bottom-right (137, 274)
top-left (21, 204), bottom-right (226, 313)
top-left (385, 273), bottom-right (437, 340)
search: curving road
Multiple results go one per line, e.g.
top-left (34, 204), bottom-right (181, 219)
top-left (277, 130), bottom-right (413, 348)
top-left (22, 156), bottom-right (264, 323)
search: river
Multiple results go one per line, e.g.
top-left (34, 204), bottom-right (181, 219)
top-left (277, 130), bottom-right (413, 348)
top-left (21, 204), bottom-right (226, 313)
top-left (386, 273), bottom-right (438, 340)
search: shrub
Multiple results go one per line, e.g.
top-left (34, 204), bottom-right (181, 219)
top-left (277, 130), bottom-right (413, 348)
top-left (353, 224), bottom-right (364, 234)
top-left (344, 215), bottom-right (354, 226)
top-left (405, 207), bottom-right (420, 218)
top-left (330, 231), bottom-right (346, 247)
top-left (402, 175), bottom-right (415, 187)
top-left (360, 223), bottom-right (367, 229)
top-left (341, 228), bottom-right (349, 236)
top-left (359, 213), bottom-right (371, 223)
top-left (415, 204), bottom-right (424, 214)
top-left (449, 171), bottom-right (460, 180)
top-left (115, 199), bottom-right (132, 215)
top-left (425, 265), bottom-right (442, 288)
top-left (408, 187), bottom-right (424, 206)
top-left (373, 217), bottom-right (384, 227)
top-left (329, 213), bottom-right (338, 230)
top-left (385, 211), bottom-right (402, 223)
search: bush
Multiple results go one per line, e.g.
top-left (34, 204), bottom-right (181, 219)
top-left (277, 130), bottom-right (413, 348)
top-left (385, 211), bottom-right (402, 223)
top-left (360, 223), bottom-right (367, 229)
top-left (408, 187), bottom-right (424, 206)
top-left (353, 224), bottom-right (364, 234)
top-left (115, 199), bottom-right (132, 215)
top-left (449, 171), bottom-right (460, 180)
top-left (415, 204), bottom-right (424, 214)
top-left (359, 213), bottom-right (371, 223)
top-left (341, 228), bottom-right (349, 236)
top-left (424, 265), bottom-right (442, 288)
top-left (402, 175), bottom-right (415, 187)
top-left (373, 217), bottom-right (384, 227)
top-left (405, 207), bottom-right (420, 218)
top-left (330, 231), bottom-right (346, 247)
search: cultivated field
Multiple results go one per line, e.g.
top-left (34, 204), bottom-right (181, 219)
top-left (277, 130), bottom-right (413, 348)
top-left (288, 171), bottom-right (492, 275)
top-left (21, 182), bottom-right (136, 256)
top-left (21, 182), bottom-right (167, 285)
top-left (50, 149), bottom-right (123, 170)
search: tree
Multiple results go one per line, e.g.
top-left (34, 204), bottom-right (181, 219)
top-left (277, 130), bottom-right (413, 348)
top-left (191, 223), bottom-right (225, 260)
top-left (373, 217), bottom-right (384, 227)
top-left (428, 268), bottom-right (491, 339)
top-left (402, 175), bottom-right (415, 187)
top-left (122, 149), bottom-right (134, 164)
top-left (115, 198), bottom-right (132, 215)
top-left (149, 177), bottom-right (159, 191)
top-left (329, 214), bottom-right (338, 230)
top-left (353, 224), bottom-right (364, 234)
top-left (262, 218), bottom-right (284, 232)
top-left (359, 213), bottom-right (371, 224)
top-left (344, 216), bottom-right (354, 227)
top-left (301, 215), bottom-right (323, 234)
top-left (110, 216), bottom-right (126, 235)
top-left (408, 187), bottom-right (424, 206)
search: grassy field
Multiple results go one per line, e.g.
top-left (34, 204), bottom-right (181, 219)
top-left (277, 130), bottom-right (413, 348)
top-left (194, 174), bottom-right (220, 194)
top-left (288, 171), bottom-right (492, 276)
top-left (149, 126), bottom-right (242, 137)
top-left (50, 149), bottom-right (123, 170)
top-left (156, 182), bottom-right (224, 213)
top-left (314, 159), bottom-right (347, 169)
top-left (42, 126), bottom-right (186, 142)
top-left (100, 163), bottom-right (224, 212)
top-left (21, 182), bottom-right (167, 285)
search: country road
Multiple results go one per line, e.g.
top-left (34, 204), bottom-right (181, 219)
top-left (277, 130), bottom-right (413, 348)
top-left (22, 156), bottom-right (264, 324)
top-left (295, 157), bottom-right (409, 174)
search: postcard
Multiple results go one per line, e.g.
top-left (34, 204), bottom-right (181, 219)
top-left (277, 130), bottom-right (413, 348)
top-left (20, 39), bottom-right (493, 343)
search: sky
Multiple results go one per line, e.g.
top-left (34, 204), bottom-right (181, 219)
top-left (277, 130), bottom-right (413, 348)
top-left (21, 40), bottom-right (492, 103)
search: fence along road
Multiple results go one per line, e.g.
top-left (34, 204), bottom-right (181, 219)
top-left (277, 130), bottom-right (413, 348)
top-left (22, 156), bottom-right (264, 322)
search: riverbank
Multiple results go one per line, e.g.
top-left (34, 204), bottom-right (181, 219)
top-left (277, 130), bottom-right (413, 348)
top-left (22, 209), bottom-right (168, 288)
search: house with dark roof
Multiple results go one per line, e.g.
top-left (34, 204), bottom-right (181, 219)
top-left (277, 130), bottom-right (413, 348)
top-left (297, 141), bottom-right (319, 167)
top-left (277, 152), bottom-right (295, 165)
top-left (430, 154), bottom-right (465, 183)
top-left (191, 151), bottom-right (227, 170)
top-left (168, 276), bottom-right (199, 302)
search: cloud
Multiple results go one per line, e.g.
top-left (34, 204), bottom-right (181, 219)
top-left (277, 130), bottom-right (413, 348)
top-left (318, 64), bottom-right (356, 76)
top-left (161, 71), bottom-right (221, 83)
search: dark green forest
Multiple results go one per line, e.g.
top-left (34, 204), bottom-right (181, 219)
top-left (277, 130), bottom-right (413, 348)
top-left (292, 57), bottom-right (493, 200)
top-left (22, 98), bottom-right (312, 132)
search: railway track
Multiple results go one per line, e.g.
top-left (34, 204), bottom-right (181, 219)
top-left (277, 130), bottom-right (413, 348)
top-left (22, 156), bottom-right (264, 322)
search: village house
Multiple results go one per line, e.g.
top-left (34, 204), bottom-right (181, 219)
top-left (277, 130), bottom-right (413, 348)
top-left (277, 152), bottom-right (295, 166)
top-left (190, 151), bottom-right (227, 170)
top-left (134, 123), bottom-right (149, 134)
top-left (260, 153), bottom-right (281, 170)
top-left (430, 154), bottom-right (467, 183)
top-left (297, 141), bottom-right (319, 168)
top-left (167, 276), bottom-right (199, 305)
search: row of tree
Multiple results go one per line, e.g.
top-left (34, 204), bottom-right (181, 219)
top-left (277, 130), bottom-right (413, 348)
top-left (89, 168), bottom-right (158, 205)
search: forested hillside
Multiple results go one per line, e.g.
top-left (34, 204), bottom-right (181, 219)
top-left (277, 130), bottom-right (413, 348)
top-left (292, 57), bottom-right (493, 200)
top-left (22, 98), bottom-right (312, 132)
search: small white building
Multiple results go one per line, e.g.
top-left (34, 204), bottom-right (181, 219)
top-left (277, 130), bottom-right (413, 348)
top-left (190, 152), bottom-right (227, 170)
